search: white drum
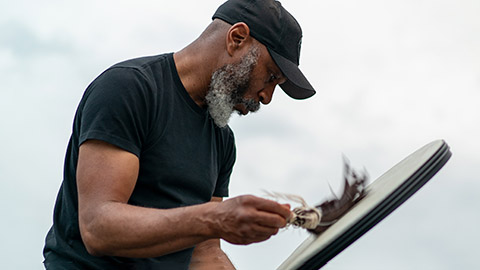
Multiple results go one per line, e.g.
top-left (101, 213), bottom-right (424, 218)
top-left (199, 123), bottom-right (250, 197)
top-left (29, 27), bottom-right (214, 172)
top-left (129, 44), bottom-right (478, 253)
top-left (278, 140), bottom-right (451, 270)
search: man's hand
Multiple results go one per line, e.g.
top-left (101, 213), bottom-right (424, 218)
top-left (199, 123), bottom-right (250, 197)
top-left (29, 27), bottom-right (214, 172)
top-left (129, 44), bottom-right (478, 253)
top-left (190, 197), bottom-right (290, 270)
top-left (208, 195), bottom-right (291, 245)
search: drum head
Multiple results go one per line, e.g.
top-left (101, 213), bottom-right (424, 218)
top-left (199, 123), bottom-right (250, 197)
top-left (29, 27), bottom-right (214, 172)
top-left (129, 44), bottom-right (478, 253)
top-left (278, 140), bottom-right (451, 270)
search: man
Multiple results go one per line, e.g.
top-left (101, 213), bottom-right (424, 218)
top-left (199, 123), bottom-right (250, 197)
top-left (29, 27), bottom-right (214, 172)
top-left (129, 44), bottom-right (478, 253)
top-left (43, 0), bottom-right (316, 269)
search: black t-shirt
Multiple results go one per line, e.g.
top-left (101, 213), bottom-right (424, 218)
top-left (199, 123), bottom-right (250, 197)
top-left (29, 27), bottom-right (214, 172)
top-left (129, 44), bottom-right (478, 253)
top-left (43, 53), bottom-right (236, 269)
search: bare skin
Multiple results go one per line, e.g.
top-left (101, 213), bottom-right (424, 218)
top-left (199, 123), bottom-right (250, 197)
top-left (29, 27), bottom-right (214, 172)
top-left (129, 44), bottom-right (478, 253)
top-left (77, 19), bottom-right (290, 268)
top-left (189, 198), bottom-right (236, 270)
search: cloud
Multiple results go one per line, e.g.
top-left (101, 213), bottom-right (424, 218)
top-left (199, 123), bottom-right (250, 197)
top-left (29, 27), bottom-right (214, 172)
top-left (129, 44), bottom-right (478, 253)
top-left (0, 21), bottom-right (71, 57)
top-left (1, 0), bottom-right (479, 269)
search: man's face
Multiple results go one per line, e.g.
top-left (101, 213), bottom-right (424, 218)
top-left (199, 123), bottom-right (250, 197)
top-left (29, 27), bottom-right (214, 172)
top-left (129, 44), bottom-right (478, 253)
top-left (205, 46), bottom-right (260, 128)
top-left (206, 44), bottom-right (286, 128)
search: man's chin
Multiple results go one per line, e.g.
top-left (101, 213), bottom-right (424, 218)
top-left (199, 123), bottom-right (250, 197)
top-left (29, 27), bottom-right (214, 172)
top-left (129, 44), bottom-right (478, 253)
top-left (236, 109), bottom-right (248, 116)
top-left (236, 109), bottom-right (261, 116)
top-left (233, 105), bottom-right (247, 116)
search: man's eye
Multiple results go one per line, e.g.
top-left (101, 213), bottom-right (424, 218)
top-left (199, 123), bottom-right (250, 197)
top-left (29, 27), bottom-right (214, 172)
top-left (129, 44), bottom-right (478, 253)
top-left (269, 73), bottom-right (277, 82)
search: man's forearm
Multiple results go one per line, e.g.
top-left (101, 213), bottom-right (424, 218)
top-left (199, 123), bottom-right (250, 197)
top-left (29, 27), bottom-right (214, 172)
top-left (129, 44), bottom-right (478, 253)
top-left (80, 201), bottom-right (218, 258)
top-left (80, 194), bottom-right (291, 259)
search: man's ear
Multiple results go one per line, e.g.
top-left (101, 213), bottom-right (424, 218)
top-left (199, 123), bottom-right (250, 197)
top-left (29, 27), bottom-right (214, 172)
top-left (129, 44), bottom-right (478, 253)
top-left (226, 22), bottom-right (251, 56)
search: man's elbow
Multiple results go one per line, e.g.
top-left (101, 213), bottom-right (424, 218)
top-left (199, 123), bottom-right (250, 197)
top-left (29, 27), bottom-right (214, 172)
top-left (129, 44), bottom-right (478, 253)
top-left (79, 219), bottom-right (113, 257)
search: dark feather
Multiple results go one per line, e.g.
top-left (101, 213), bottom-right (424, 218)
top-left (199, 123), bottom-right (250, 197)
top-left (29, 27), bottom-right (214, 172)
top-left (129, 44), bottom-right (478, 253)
top-left (308, 159), bottom-right (368, 234)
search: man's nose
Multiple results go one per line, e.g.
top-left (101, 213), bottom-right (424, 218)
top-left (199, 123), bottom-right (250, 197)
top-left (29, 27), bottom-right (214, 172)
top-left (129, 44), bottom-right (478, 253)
top-left (258, 85), bottom-right (276, 105)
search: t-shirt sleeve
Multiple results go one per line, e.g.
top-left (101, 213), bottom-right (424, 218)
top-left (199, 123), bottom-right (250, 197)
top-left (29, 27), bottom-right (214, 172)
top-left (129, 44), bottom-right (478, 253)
top-left (78, 67), bottom-right (153, 157)
top-left (213, 128), bottom-right (236, 198)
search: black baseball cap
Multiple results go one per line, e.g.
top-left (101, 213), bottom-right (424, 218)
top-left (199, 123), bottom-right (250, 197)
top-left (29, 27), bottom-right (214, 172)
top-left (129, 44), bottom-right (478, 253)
top-left (213, 0), bottom-right (316, 100)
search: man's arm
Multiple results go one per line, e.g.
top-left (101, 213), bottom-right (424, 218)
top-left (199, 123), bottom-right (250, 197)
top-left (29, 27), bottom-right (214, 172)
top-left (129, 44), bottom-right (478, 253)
top-left (77, 139), bottom-right (291, 258)
top-left (189, 197), bottom-right (236, 270)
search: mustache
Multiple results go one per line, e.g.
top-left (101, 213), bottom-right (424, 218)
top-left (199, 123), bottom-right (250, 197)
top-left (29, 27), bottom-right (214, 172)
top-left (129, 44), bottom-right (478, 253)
top-left (242, 98), bottom-right (261, 113)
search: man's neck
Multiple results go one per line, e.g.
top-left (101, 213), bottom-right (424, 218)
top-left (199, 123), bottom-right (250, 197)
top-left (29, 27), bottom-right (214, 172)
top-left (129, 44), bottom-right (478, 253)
top-left (173, 45), bottom-right (214, 108)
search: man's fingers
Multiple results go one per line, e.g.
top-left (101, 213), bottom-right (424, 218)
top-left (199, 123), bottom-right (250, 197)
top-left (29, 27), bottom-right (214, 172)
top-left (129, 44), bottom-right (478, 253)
top-left (246, 196), bottom-right (292, 220)
top-left (250, 223), bottom-right (279, 238)
top-left (251, 211), bottom-right (288, 228)
top-left (216, 195), bottom-right (294, 244)
top-left (233, 224), bottom-right (279, 244)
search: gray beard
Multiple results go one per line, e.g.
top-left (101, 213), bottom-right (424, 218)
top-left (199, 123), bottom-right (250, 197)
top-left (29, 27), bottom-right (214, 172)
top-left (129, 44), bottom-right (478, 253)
top-left (205, 47), bottom-right (261, 128)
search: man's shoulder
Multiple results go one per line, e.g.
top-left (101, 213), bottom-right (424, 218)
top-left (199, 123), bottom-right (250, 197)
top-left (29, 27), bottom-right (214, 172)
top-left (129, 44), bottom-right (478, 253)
top-left (88, 52), bottom-right (177, 93)
top-left (112, 53), bottom-right (173, 70)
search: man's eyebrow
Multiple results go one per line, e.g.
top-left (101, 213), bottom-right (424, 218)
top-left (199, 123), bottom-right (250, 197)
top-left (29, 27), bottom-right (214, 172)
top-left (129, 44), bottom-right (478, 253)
top-left (273, 67), bottom-right (287, 83)
top-left (269, 63), bottom-right (286, 79)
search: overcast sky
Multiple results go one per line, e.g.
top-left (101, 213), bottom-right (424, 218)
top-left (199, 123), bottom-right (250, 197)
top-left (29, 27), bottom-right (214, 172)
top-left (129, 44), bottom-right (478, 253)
top-left (1, 0), bottom-right (479, 269)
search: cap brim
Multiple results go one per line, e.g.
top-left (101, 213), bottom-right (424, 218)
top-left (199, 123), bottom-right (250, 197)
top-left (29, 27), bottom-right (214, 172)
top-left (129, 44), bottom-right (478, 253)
top-left (268, 48), bottom-right (316, 100)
